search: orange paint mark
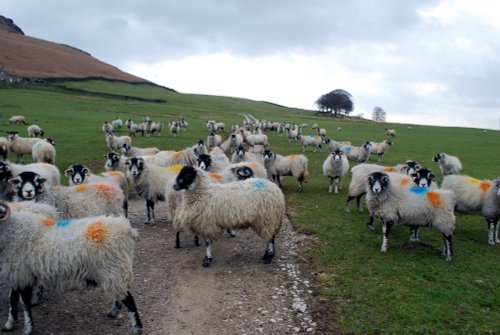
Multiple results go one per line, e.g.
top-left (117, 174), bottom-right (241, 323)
top-left (172, 151), bottom-right (183, 160)
top-left (248, 162), bottom-right (258, 169)
top-left (384, 167), bottom-right (396, 172)
top-left (289, 155), bottom-right (297, 160)
top-left (399, 178), bottom-right (410, 186)
top-left (480, 181), bottom-right (491, 192)
top-left (39, 216), bottom-right (56, 227)
top-left (85, 221), bottom-right (107, 244)
top-left (104, 171), bottom-right (121, 177)
top-left (209, 172), bottom-right (223, 181)
top-left (95, 183), bottom-right (115, 199)
top-left (74, 184), bottom-right (89, 192)
top-left (427, 191), bottom-right (444, 207)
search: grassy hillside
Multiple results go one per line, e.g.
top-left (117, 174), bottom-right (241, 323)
top-left (1, 81), bottom-right (499, 334)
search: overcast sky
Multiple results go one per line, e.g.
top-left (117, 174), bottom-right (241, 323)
top-left (4, 0), bottom-right (500, 129)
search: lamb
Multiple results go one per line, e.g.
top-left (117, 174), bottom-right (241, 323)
top-left (432, 153), bottom-right (462, 176)
top-left (31, 138), bottom-right (56, 164)
top-left (121, 144), bottom-right (160, 157)
top-left (370, 140), bottom-right (392, 162)
top-left (0, 136), bottom-right (9, 160)
top-left (9, 115), bottom-right (26, 124)
top-left (341, 142), bottom-right (371, 163)
top-left (207, 132), bottom-right (222, 149)
top-left (172, 166), bottom-right (286, 267)
top-left (344, 160), bottom-right (421, 213)
top-left (6, 131), bottom-right (41, 163)
top-left (125, 157), bottom-right (181, 225)
top-left (105, 132), bottom-right (132, 152)
top-left (64, 164), bottom-right (129, 216)
top-left (262, 149), bottom-right (309, 192)
top-left (322, 149), bottom-right (349, 193)
top-left (385, 128), bottom-right (396, 137)
top-left (27, 124), bottom-right (44, 138)
top-left (297, 134), bottom-right (323, 152)
top-left (10, 171), bottom-right (125, 219)
top-left (0, 202), bottom-right (143, 334)
top-left (366, 172), bottom-right (456, 261)
top-left (102, 121), bottom-right (114, 133)
top-left (441, 175), bottom-right (500, 245)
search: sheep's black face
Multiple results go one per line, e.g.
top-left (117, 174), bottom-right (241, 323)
top-left (9, 171), bottom-right (46, 200)
top-left (332, 150), bottom-right (343, 162)
top-left (232, 166), bottom-right (254, 180)
top-left (105, 153), bottom-right (120, 169)
top-left (65, 164), bottom-right (88, 184)
top-left (432, 154), bottom-right (442, 162)
top-left (404, 161), bottom-right (421, 176)
top-left (494, 179), bottom-right (500, 197)
top-left (367, 172), bottom-right (389, 195)
top-left (236, 146), bottom-right (246, 157)
top-left (126, 158), bottom-right (144, 177)
top-left (0, 162), bottom-right (12, 182)
top-left (174, 166), bottom-right (197, 191)
top-left (262, 149), bottom-right (274, 161)
top-left (197, 155), bottom-right (212, 171)
top-left (411, 168), bottom-right (435, 188)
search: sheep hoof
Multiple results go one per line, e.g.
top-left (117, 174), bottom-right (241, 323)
top-left (145, 220), bottom-right (156, 226)
top-left (202, 257), bottom-right (212, 267)
top-left (2, 323), bottom-right (15, 332)
top-left (367, 224), bottom-right (375, 232)
top-left (262, 252), bottom-right (274, 264)
top-left (445, 255), bottom-right (453, 262)
top-left (133, 326), bottom-right (144, 334)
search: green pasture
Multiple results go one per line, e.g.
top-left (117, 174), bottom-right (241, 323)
top-left (0, 81), bottom-right (499, 334)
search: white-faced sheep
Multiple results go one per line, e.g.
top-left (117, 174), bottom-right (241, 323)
top-left (297, 134), bottom-right (323, 152)
top-left (31, 138), bottom-right (56, 164)
top-left (6, 131), bottom-right (41, 163)
top-left (207, 132), bottom-right (222, 149)
top-left (172, 166), bottom-right (286, 267)
top-left (0, 202), bottom-right (143, 334)
top-left (341, 142), bottom-right (371, 163)
top-left (125, 157), bottom-right (181, 225)
top-left (370, 140), bottom-right (392, 162)
top-left (27, 124), bottom-right (44, 138)
top-left (105, 132), bottom-right (132, 152)
top-left (262, 149), bottom-right (309, 192)
top-left (10, 171), bottom-right (125, 219)
top-left (366, 172), bottom-right (455, 261)
top-left (121, 144), bottom-right (160, 157)
top-left (322, 149), bottom-right (349, 193)
top-left (64, 164), bottom-right (129, 216)
top-left (442, 175), bottom-right (500, 245)
top-left (0, 136), bottom-right (9, 160)
top-left (432, 153), bottom-right (462, 176)
top-left (9, 115), bottom-right (26, 124)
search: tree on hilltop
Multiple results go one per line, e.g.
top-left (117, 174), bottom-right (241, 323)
top-left (315, 89), bottom-right (354, 117)
top-left (372, 106), bottom-right (386, 122)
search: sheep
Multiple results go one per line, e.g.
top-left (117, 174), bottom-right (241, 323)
top-left (243, 134), bottom-right (269, 148)
top-left (207, 132), bottom-right (222, 149)
top-left (220, 132), bottom-right (243, 154)
top-left (207, 121), bottom-right (225, 132)
top-left (27, 124), bottom-right (44, 138)
top-left (312, 124), bottom-right (327, 137)
top-left (169, 121), bottom-right (180, 137)
top-left (442, 175), bottom-right (500, 245)
top-left (370, 140), bottom-right (392, 162)
top-left (385, 128), bottom-right (396, 137)
top-left (10, 171), bottom-right (125, 219)
top-left (179, 117), bottom-right (188, 129)
top-left (6, 131), bottom-right (41, 163)
top-left (0, 202), bottom-right (143, 334)
top-left (156, 145), bottom-right (202, 167)
top-left (121, 144), bottom-right (160, 157)
top-left (31, 138), bottom-right (56, 164)
top-left (125, 157), bottom-right (181, 225)
top-left (9, 115), bottom-right (26, 124)
top-left (432, 153), bottom-right (462, 176)
top-left (323, 138), bottom-right (351, 152)
top-left (344, 160), bottom-right (421, 213)
top-left (105, 132), bottom-right (132, 152)
top-left (365, 172), bottom-right (456, 261)
top-left (172, 166), bottom-right (286, 267)
top-left (341, 142), bottom-right (371, 163)
top-left (262, 149), bottom-right (309, 192)
top-left (230, 145), bottom-right (263, 164)
top-left (64, 164), bottom-right (129, 216)
top-left (297, 134), bottom-right (323, 152)
top-left (102, 121), bottom-right (114, 133)
top-left (0, 136), bottom-right (9, 160)
top-left (128, 121), bottom-right (145, 137)
top-left (0, 161), bottom-right (61, 197)
top-left (111, 117), bottom-right (123, 129)
top-left (197, 148), bottom-right (230, 172)
top-left (104, 152), bottom-right (167, 173)
top-left (322, 149), bottom-right (349, 193)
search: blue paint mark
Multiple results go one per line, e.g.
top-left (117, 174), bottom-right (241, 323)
top-left (343, 146), bottom-right (352, 153)
top-left (410, 187), bottom-right (428, 195)
top-left (252, 179), bottom-right (266, 190)
top-left (57, 220), bottom-right (72, 227)
top-left (309, 134), bottom-right (315, 138)
top-left (213, 156), bottom-right (226, 161)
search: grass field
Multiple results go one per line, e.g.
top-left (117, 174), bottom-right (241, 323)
top-left (1, 81), bottom-right (499, 334)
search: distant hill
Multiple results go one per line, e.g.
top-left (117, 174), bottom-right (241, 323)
top-left (0, 15), bottom-right (148, 83)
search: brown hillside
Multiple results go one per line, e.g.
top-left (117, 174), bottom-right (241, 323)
top-left (0, 29), bottom-right (147, 83)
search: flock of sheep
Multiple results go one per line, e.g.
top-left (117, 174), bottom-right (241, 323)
top-left (0, 112), bottom-right (498, 334)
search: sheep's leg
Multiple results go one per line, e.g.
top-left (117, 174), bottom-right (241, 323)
top-left (194, 235), bottom-right (200, 246)
top-left (487, 219), bottom-right (496, 245)
top-left (121, 291), bottom-right (143, 334)
top-left (490, 218), bottom-right (500, 244)
top-left (409, 226), bottom-right (420, 242)
top-left (175, 232), bottom-right (181, 249)
top-left (367, 215), bottom-right (376, 231)
top-left (381, 220), bottom-right (393, 252)
top-left (202, 240), bottom-right (213, 267)
top-left (297, 174), bottom-right (305, 193)
top-left (145, 200), bottom-right (155, 225)
top-left (226, 229), bottom-right (236, 237)
top-left (123, 200), bottom-right (129, 218)
top-left (334, 177), bottom-right (340, 194)
top-left (262, 237), bottom-right (276, 264)
top-left (19, 287), bottom-right (34, 335)
top-left (274, 174), bottom-right (282, 188)
top-left (107, 301), bottom-right (122, 318)
top-left (328, 177), bottom-right (334, 193)
top-left (442, 234), bottom-right (453, 262)
top-left (344, 196), bottom-right (354, 212)
top-left (378, 154), bottom-right (382, 162)
top-left (31, 285), bottom-right (44, 306)
top-left (2, 288), bottom-right (19, 332)
top-left (356, 194), bottom-right (363, 212)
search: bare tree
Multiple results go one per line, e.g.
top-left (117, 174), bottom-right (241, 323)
top-left (372, 106), bottom-right (386, 122)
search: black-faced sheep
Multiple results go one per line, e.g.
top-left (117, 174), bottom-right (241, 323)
top-left (105, 132), bottom-right (132, 152)
top-left (27, 124), bottom-right (44, 138)
top-left (262, 149), bottom-right (309, 192)
top-left (369, 140), bottom-right (392, 162)
top-left (322, 149), bottom-right (349, 193)
top-left (31, 138), bottom-right (56, 164)
top-left (9, 115), bottom-right (26, 124)
top-left (432, 153), bottom-right (462, 176)
top-left (341, 142), bottom-right (371, 163)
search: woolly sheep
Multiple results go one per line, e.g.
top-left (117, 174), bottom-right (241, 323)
top-left (197, 148), bottom-right (230, 172)
top-left (207, 121), bottom-right (225, 132)
top-left (243, 134), bottom-right (269, 148)
top-left (207, 132), bottom-right (222, 149)
top-left (10, 171), bottom-right (125, 219)
top-left (125, 157), bottom-right (181, 225)
top-left (0, 136), bottom-right (9, 160)
top-left (0, 161), bottom-right (61, 197)
top-left (230, 145), bottom-right (263, 165)
top-left (0, 202), bottom-right (143, 334)
top-left (322, 149), bottom-right (349, 193)
top-left (64, 164), bottom-right (129, 216)
top-left (172, 166), bottom-right (286, 267)
top-left (442, 175), bottom-right (500, 245)
top-left (102, 121), bottom-right (114, 133)
top-left (262, 149), bottom-right (309, 192)
top-left (297, 134), bottom-right (323, 152)
top-left (128, 121), bottom-right (145, 137)
top-left (104, 152), bottom-right (167, 173)
top-left (341, 142), bottom-right (371, 163)
top-left (385, 128), bottom-right (396, 137)
top-left (111, 117), bottom-right (123, 129)
top-left (312, 124), bottom-right (327, 137)
top-left (220, 132), bottom-right (243, 154)
top-left (121, 144), bottom-right (160, 157)
top-left (31, 138), bottom-right (56, 164)
top-left (156, 146), bottom-right (201, 167)
top-left (366, 172), bottom-right (455, 261)
top-left (370, 140), bottom-right (392, 162)
top-left (344, 160), bottom-right (421, 213)
top-left (323, 138), bottom-right (351, 152)
top-left (432, 153), bottom-right (462, 176)
top-left (27, 124), bottom-right (44, 138)
top-left (9, 115), bottom-right (26, 124)
top-left (169, 121), bottom-right (180, 137)
top-left (105, 132), bottom-right (132, 152)
top-left (6, 131), bottom-right (41, 163)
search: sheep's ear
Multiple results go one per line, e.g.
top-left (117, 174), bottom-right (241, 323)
top-left (410, 173), bottom-right (417, 178)
top-left (83, 167), bottom-right (90, 176)
top-left (429, 173), bottom-right (436, 180)
top-left (8, 177), bottom-right (21, 188)
top-left (367, 176), bottom-right (374, 184)
top-left (64, 167), bottom-right (73, 177)
top-left (0, 202), bottom-right (10, 222)
top-left (382, 175), bottom-right (390, 184)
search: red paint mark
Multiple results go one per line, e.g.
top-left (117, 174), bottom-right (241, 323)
top-left (427, 192), bottom-right (444, 207)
